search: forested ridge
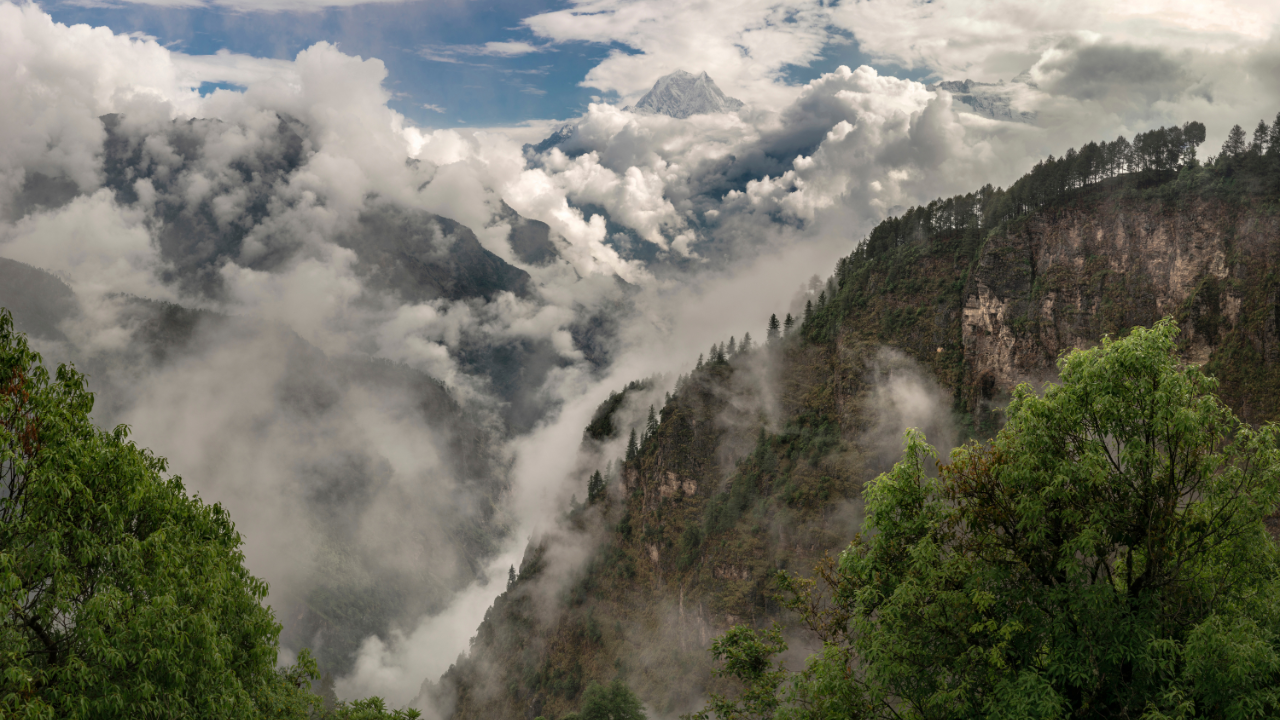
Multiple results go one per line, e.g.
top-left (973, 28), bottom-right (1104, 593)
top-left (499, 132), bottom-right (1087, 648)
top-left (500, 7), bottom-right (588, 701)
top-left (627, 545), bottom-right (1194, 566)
top-left (440, 114), bottom-right (1280, 720)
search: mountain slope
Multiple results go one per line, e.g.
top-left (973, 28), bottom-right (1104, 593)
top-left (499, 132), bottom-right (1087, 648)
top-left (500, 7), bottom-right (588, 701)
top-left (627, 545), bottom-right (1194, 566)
top-left (428, 124), bottom-right (1280, 719)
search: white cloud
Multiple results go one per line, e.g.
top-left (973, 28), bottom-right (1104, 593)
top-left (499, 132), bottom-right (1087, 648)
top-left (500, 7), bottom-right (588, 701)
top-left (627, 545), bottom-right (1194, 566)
top-left (471, 40), bottom-right (541, 57)
top-left (71, 0), bottom-right (422, 10)
top-left (524, 0), bottom-right (835, 108)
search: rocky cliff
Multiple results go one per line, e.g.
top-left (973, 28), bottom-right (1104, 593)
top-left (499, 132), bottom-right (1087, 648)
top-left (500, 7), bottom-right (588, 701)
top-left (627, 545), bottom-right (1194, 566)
top-left (962, 188), bottom-right (1280, 423)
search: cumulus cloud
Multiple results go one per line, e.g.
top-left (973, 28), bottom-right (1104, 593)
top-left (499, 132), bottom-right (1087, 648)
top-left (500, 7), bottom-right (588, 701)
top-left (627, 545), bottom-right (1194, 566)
top-left (524, 0), bottom-right (835, 108)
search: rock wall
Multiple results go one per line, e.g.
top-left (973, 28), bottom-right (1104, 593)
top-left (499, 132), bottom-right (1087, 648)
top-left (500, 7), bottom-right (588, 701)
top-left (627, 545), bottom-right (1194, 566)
top-left (962, 196), bottom-right (1280, 421)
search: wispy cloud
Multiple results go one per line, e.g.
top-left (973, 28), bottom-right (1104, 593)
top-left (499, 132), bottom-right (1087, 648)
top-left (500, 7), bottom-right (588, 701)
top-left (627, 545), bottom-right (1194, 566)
top-left (418, 40), bottom-right (547, 64)
top-left (471, 40), bottom-right (541, 57)
top-left (422, 103), bottom-right (446, 113)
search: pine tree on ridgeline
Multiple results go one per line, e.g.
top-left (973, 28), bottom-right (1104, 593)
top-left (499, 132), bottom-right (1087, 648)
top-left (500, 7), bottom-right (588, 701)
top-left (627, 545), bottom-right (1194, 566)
top-left (1222, 124), bottom-right (1247, 158)
top-left (767, 314), bottom-right (781, 343)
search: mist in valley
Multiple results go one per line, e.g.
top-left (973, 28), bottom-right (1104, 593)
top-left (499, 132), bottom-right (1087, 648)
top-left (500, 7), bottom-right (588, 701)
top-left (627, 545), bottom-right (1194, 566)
top-left (3, 0), bottom-right (1279, 714)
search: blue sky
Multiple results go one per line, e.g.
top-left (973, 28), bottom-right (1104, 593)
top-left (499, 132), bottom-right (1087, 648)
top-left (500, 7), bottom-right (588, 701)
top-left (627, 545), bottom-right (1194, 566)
top-left (39, 0), bottom-right (924, 128)
top-left (42, 0), bottom-right (607, 126)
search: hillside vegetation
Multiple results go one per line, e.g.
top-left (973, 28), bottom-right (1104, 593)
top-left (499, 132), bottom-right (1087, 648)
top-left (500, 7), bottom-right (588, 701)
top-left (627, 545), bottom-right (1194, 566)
top-left (434, 116), bottom-right (1280, 719)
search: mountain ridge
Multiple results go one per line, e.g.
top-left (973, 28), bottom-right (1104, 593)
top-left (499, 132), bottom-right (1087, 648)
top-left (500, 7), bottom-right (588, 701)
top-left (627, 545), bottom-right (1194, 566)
top-left (428, 119), bottom-right (1280, 720)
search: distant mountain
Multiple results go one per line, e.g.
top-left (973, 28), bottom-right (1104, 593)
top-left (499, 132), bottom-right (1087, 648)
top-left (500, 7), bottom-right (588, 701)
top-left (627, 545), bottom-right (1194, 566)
top-left (627, 70), bottom-right (744, 119)
top-left (525, 123), bottom-right (579, 157)
top-left (489, 201), bottom-right (561, 267)
top-left (338, 202), bottom-right (532, 303)
top-left (929, 79), bottom-right (1036, 123)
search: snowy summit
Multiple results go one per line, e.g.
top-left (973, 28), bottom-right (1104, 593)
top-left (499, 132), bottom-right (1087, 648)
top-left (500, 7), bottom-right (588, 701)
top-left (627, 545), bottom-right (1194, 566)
top-left (627, 70), bottom-right (744, 119)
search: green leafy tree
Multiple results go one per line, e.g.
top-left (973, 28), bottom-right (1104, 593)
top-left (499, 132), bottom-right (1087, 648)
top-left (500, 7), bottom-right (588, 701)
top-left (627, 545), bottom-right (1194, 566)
top-left (324, 697), bottom-right (421, 719)
top-left (684, 622), bottom-right (873, 720)
top-left (0, 310), bottom-right (321, 719)
top-left (568, 679), bottom-right (646, 720)
top-left (695, 319), bottom-right (1280, 719)
top-left (841, 319), bottom-right (1280, 717)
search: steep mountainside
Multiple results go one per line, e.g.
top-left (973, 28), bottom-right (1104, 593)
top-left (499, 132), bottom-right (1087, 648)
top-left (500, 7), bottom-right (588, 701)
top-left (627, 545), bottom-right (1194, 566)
top-left (429, 126), bottom-right (1280, 719)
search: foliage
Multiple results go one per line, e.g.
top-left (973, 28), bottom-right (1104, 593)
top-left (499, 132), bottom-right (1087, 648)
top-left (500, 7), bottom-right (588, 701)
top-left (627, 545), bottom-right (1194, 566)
top-left (586, 380), bottom-right (652, 441)
top-left (322, 696), bottom-right (422, 719)
top-left (0, 309), bottom-right (325, 719)
top-left (684, 620), bottom-right (875, 720)
top-left (845, 320), bottom-right (1280, 717)
top-left (0, 309), bottom-right (420, 720)
top-left (561, 679), bottom-right (647, 720)
top-left (697, 319), bottom-right (1280, 718)
top-left (588, 471), bottom-right (607, 504)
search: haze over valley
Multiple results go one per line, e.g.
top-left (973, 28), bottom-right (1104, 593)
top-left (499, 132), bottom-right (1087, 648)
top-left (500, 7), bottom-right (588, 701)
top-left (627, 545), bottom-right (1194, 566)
top-left (3, 1), bottom-right (1280, 718)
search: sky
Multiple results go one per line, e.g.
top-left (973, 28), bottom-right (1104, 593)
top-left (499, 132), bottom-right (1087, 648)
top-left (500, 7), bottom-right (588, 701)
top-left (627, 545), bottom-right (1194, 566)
top-left (38, 0), bottom-right (942, 128)
top-left (5, 0), bottom-right (1280, 710)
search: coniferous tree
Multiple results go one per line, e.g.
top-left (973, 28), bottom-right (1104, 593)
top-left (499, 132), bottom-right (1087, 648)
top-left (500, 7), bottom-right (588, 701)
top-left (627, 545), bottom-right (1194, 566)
top-left (1222, 124), bottom-right (1247, 158)
top-left (695, 354), bottom-right (703, 371)
top-left (740, 332), bottom-right (752, 353)
top-left (803, 299), bottom-right (813, 323)
top-left (626, 428), bottom-right (638, 463)
top-left (727, 336), bottom-right (737, 355)
top-left (587, 470), bottom-right (605, 504)
top-left (1251, 119), bottom-right (1270, 155)
top-left (646, 405), bottom-right (658, 438)
top-left (507, 565), bottom-right (517, 590)
top-left (783, 313), bottom-right (794, 334)
top-left (767, 314), bottom-right (781, 342)
top-left (1268, 113), bottom-right (1280, 158)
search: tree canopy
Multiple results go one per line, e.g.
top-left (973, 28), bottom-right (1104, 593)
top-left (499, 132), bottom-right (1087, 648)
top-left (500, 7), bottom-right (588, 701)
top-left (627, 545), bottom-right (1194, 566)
top-left (0, 310), bottom-right (416, 719)
top-left (697, 319), bottom-right (1280, 718)
top-left (559, 679), bottom-right (647, 720)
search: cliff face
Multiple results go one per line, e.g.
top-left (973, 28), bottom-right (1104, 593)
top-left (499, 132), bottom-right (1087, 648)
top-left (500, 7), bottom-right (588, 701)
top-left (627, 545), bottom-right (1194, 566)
top-left (433, 162), bottom-right (1280, 720)
top-left (963, 191), bottom-right (1280, 423)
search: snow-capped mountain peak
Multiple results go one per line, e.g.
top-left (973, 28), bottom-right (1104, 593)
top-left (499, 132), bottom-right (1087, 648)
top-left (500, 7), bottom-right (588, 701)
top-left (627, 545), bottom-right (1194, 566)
top-left (627, 70), bottom-right (744, 119)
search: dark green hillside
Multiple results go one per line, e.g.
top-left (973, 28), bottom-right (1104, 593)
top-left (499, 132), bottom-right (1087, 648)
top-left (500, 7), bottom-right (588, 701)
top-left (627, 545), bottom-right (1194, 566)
top-left (434, 116), bottom-right (1280, 719)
